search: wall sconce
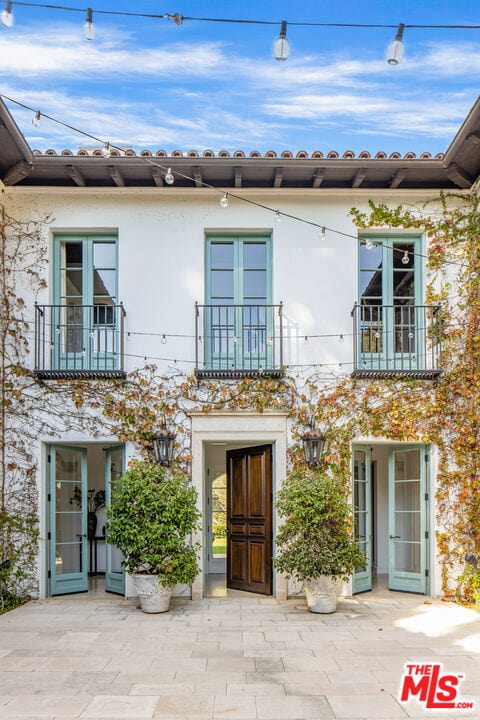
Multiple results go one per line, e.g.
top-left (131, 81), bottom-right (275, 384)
top-left (302, 428), bottom-right (327, 466)
top-left (152, 428), bottom-right (175, 466)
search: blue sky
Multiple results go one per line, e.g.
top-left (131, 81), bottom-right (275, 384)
top-left (0, 0), bottom-right (479, 155)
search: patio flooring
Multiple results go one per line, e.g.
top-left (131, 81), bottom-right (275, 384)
top-left (0, 583), bottom-right (479, 719)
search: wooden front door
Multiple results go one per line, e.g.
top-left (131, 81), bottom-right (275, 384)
top-left (226, 444), bottom-right (272, 595)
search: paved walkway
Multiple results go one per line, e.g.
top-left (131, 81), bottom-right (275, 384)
top-left (0, 588), bottom-right (479, 719)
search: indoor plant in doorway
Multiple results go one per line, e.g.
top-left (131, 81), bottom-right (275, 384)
top-left (105, 462), bottom-right (201, 613)
top-left (274, 466), bottom-right (365, 613)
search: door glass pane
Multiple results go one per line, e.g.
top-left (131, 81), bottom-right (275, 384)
top-left (211, 270), bottom-right (234, 298)
top-left (65, 242), bottom-right (82, 267)
top-left (212, 474), bottom-right (227, 559)
top-left (211, 243), bottom-right (234, 269)
top-left (93, 242), bottom-right (115, 268)
top-left (359, 242), bottom-right (382, 270)
top-left (393, 271), bottom-right (414, 298)
top-left (243, 243), bottom-right (266, 269)
top-left (55, 543), bottom-right (81, 574)
top-left (395, 543), bottom-right (420, 573)
top-left (62, 269), bottom-right (82, 297)
top-left (393, 451), bottom-right (421, 573)
top-left (353, 450), bottom-right (367, 573)
top-left (93, 269), bottom-right (116, 297)
top-left (243, 270), bottom-right (266, 297)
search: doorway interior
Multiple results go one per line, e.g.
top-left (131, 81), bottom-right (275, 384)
top-left (46, 443), bottom-right (125, 597)
top-left (353, 443), bottom-right (431, 596)
top-left (204, 441), bottom-right (273, 598)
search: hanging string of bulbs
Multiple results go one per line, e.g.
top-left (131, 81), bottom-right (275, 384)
top-left (1, 1), bottom-right (479, 64)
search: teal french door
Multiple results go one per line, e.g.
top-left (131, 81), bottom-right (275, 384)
top-left (388, 446), bottom-right (428, 593)
top-left (205, 235), bottom-right (272, 370)
top-left (53, 234), bottom-right (118, 370)
top-left (358, 236), bottom-right (423, 370)
top-left (352, 447), bottom-right (372, 594)
top-left (105, 446), bottom-right (125, 595)
top-left (48, 445), bottom-right (88, 595)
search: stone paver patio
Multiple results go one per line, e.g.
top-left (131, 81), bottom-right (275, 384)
top-left (0, 587), bottom-right (479, 719)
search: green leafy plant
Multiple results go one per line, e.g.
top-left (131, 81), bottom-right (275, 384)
top-left (105, 462), bottom-right (201, 587)
top-left (274, 466), bottom-right (365, 582)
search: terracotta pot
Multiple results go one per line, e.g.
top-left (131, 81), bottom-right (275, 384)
top-left (303, 576), bottom-right (342, 613)
top-left (133, 574), bottom-right (172, 613)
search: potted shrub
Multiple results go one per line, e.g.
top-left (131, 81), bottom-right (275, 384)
top-left (105, 462), bottom-right (201, 613)
top-left (274, 466), bottom-right (365, 613)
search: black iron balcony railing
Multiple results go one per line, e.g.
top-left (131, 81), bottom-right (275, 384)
top-left (195, 302), bottom-right (284, 378)
top-left (351, 303), bottom-right (442, 379)
top-left (34, 303), bottom-right (126, 379)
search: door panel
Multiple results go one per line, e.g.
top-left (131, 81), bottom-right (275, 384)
top-left (227, 445), bottom-right (272, 594)
top-left (388, 447), bottom-right (427, 593)
top-left (105, 447), bottom-right (125, 595)
top-left (49, 446), bottom-right (88, 595)
top-left (353, 447), bottom-right (372, 594)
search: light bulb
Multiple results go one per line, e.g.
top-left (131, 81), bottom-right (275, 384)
top-left (32, 111), bottom-right (41, 127)
top-left (402, 250), bottom-right (410, 265)
top-left (273, 20), bottom-right (290, 61)
top-left (161, 334), bottom-right (167, 345)
top-left (365, 238), bottom-right (374, 250)
top-left (165, 167), bottom-right (174, 185)
top-left (83, 8), bottom-right (95, 40)
top-left (1, 1), bottom-right (13, 27)
top-left (101, 142), bottom-right (111, 158)
top-left (339, 334), bottom-right (344, 344)
top-left (320, 226), bottom-right (326, 242)
top-left (275, 210), bottom-right (282, 223)
top-left (386, 23), bottom-right (405, 65)
top-left (82, 348), bottom-right (86, 357)
top-left (220, 192), bottom-right (229, 208)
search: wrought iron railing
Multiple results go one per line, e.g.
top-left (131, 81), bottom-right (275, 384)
top-left (351, 303), bottom-right (442, 377)
top-left (195, 303), bottom-right (284, 377)
top-left (34, 303), bottom-right (126, 377)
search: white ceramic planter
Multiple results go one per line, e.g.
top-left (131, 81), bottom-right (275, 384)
top-left (133, 574), bottom-right (172, 613)
top-left (303, 576), bottom-right (342, 613)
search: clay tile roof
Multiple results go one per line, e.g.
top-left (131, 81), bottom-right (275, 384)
top-left (326, 150), bottom-right (339, 159)
top-left (218, 150), bottom-right (230, 158)
top-left (435, 152), bottom-right (444, 159)
top-left (358, 151), bottom-right (371, 159)
top-left (280, 150), bottom-right (293, 158)
top-left (343, 150), bottom-right (355, 159)
top-left (265, 150), bottom-right (276, 158)
top-left (77, 149), bottom-right (88, 156)
top-left (389, 152), bottom-right (401, 159)
top-left (92, 149), bottom-right (102, 156)
top-left (140, 150), bottom-right (152, 157)
top-left (420, 152), bottom-right (432, 159)
top-left (203, 149), bottom-right (214, 157)
top-left (171, 150), bottom-right (183, 157)
top-left (233, 150), bottom-right (245, 158)
top-left (186, 150), bottom-right (199, 157)
top-left (60, 149), bottom-right (73, 156)
top-left (110, 149), bottom-right (121, 157)
top-left (155, 150), bottom-right (167, 157)
top-left (375, 151), bottom-right (387, 159)
top-left (311, 151), bottom-right (323, 159)
top-left (404, 152), bottom-right (416, 159)
top-left (249, 150), bottom-right (261, 157)
top-left (296, 150), bottom-right (308, 158)
top-left (45, 149), bottom-right (57, 156)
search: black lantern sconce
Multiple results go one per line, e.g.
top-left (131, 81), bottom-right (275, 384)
top-left (152, 427), bottom-right (175, 466)
top-left (302, 428), bottom-right (327, 466)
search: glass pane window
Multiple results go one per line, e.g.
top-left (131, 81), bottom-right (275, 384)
top-left (212, 474), bottom-right (227, 559)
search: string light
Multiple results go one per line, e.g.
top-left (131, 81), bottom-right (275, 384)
top-left (32, 110), bottom-right (41, 127)
top-left (273, 20), bottom-right (289, 61)
top-left (402, 249), bottom-right (410, 264)
top-left (0, 0), bottom-right (13, 27)
top-left (320, 226), bottom-right (326, 242)
top-left (83, 7), bottom-right (95, 40)
top-left (220, 192), bottom-right (229, 208)
top-left (386, 23), bottom-right (405, 64)
top-left (0, 91), bottom-right (468, 272)
top-left (101, 141), bottom-right (111, 158)
top-left (161, 334), bottom-right (167, 344)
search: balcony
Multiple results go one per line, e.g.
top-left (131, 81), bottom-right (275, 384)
top-left (34, 303), bottom-right (126, 379)
top-left (195, 303), bottom-right (284, 379)
top-left (351, 303), bottom-right (442, 379)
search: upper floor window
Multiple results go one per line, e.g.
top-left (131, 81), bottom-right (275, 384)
top-left (196, 234), bottom-right (282, 376)
top-left (355, 235), bottom-right (438, 374)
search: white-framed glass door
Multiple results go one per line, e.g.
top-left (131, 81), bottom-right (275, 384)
top-left (352, 446), bottom-right (372, 594)
top-left (105, 446), bottom-right (125, 595)
top-left (388, 446), bottom-right (428, 593)
top-left (48, 445), bottom-right (88, 595)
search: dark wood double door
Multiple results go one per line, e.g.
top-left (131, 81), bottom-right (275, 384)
top-left (226, 444), bottom-right (273, 595)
